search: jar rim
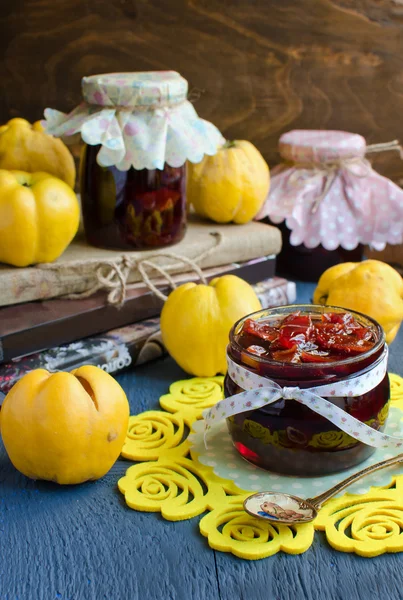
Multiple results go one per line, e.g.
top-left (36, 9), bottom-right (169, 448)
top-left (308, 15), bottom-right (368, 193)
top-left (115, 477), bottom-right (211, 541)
top-left (229, 304), bottom-right (385, 370)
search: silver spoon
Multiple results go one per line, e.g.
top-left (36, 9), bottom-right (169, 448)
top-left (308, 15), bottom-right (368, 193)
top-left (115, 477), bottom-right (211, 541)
top-left (243, 452), bottom-right (403, 525)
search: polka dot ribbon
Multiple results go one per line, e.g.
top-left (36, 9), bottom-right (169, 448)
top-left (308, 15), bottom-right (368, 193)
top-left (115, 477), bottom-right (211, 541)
top-left (203, 348), bottom-right (403, 450)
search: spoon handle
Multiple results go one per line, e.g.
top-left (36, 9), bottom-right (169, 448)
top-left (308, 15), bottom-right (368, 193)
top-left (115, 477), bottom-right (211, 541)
top-left (306, 452), bottom-right (403, 510)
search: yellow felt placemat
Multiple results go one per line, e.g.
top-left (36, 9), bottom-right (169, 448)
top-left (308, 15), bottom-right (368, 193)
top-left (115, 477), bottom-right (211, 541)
top-left (117, 374), bottom-right (403, 560)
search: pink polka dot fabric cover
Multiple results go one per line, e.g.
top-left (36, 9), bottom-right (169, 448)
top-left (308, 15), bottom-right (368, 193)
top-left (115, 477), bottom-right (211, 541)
top-left (257, 130), bottom-right (403, 251)
top-left (43, 71), bottom-right (225, 171)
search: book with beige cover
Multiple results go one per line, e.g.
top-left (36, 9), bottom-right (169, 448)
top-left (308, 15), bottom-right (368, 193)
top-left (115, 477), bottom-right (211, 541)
top-left (0, 216), bottom-right (282, 307)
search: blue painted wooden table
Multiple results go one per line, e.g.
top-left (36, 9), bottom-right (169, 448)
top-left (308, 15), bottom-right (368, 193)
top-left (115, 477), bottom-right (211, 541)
top-left (2, 283), bottom-right (403, 600)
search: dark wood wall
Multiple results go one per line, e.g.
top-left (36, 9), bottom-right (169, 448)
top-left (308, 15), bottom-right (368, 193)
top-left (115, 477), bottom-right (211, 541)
top-left (2, 0), bottom-right (403, 179)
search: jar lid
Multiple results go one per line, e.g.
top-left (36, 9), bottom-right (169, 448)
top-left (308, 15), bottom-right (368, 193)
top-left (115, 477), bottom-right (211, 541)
top-left (43, 71), bottom-right (225, 170)
top-left (279, 130), bottom-right (366, 163)
top-left (82, 71), bottom-right (188, 108)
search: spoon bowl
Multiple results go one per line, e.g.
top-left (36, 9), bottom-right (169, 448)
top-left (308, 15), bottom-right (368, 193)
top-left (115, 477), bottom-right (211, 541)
top-left (244, 492), bottom-right (318, 525)
top-left (244, 451), bottom-right (403, 525)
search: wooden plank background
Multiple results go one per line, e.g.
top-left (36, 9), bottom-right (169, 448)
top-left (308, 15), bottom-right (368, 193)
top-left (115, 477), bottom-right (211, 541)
top-left (2, 0), bottom-right (403, 181)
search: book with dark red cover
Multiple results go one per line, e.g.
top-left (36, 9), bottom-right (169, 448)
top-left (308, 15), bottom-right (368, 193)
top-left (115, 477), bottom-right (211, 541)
top-left (0, 255), bottom-right (276, 363)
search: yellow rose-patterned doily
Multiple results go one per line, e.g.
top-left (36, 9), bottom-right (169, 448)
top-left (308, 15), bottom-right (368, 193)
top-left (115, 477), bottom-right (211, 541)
top-left (118, 374), bottom-right (403, 560)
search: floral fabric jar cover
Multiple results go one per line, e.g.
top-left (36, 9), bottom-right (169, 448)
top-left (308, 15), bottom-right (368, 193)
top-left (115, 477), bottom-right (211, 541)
top-left (44, 71), bottom-right (224, 170)
top-left (257, 130), bottom-right (403, 252)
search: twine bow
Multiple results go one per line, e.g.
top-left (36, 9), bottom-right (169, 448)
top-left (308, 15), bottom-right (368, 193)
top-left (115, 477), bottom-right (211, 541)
top-left (38, 232), bottom-right (223, 306)
top-left (288, 139), bottom-right (403, 214)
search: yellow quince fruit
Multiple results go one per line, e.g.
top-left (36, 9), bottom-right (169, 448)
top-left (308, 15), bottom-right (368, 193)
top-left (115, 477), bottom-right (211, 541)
top-left (313, 260), bottom-right (403, 343)
top-left (160, 275), bottom-right (262, 376)
top-left (0, 118), bottom-right (76, 188)
top-left (187, 140), bottom-right (270, 224)
top-left (0, 170), bottom-right (80, 266)
top-left (0, 366), bottom-right (130, 485)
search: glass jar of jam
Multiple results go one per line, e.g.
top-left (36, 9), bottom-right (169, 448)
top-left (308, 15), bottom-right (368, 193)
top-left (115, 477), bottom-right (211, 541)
top-left (256, 130), bottom-right (403, 280)
top-left (43, 71), bottom-right (224, 250)
top-left (225, 305), bottom-right (389, 476)
top-left (80, 147), bottom-right (186, 249)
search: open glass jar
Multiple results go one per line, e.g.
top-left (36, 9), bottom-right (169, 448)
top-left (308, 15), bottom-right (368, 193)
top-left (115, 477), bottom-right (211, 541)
top-left (44, 71), bottom-right (224, 250)
top-left (225, 305), bottom-right (389, 476)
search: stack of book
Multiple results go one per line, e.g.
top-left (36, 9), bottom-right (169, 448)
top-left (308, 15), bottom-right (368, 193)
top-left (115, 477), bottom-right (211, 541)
top-left (0, 217), bottom-right (295, 395)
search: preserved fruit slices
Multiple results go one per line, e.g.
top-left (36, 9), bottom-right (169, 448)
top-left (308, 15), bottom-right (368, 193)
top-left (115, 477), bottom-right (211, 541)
top-left (239, 311), bottom-right (376, 364)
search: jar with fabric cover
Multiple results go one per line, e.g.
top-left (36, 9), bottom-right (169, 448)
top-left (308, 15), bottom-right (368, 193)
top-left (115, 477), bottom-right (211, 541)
top-left (203, 305), bottom-right (390, 477)
top-left (44, 72), bottom-right (224, 250)
top-left (256, 130), bottom-right (403, 280)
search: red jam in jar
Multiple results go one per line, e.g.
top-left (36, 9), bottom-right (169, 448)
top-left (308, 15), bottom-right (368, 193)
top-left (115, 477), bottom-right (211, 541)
top-left (45, 71), bottom-right (224, 250)
top-left (225, 305), bottom-right (389, 476)
top-left (80, 145), bottom-right (187, 250)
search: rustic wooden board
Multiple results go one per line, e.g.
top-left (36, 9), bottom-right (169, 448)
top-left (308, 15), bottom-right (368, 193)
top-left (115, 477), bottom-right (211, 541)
top-left (2, 282), bottom-right (403, 600)
top-left (0, 356), bottom-right (221, 600)
top-left (1, 0), bottom-right (403, 181)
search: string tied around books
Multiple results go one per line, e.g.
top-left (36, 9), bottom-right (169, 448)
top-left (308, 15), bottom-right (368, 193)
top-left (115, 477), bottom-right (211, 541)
top-left (51, 232), bottom-right (223, 306)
